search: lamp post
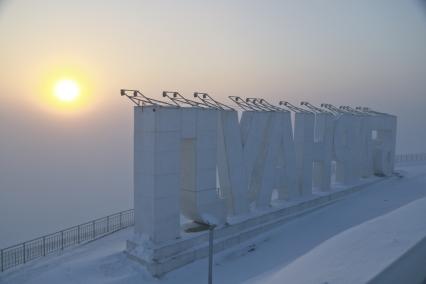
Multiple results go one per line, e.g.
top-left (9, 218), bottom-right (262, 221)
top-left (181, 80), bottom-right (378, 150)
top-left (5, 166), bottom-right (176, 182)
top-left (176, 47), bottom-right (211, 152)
top-left (208, 224), bottom-right (216, 284)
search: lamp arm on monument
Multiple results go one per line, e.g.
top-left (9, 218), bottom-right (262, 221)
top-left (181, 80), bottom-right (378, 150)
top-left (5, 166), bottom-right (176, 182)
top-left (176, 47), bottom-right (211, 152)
top-left (258, 98), bottom-right (289, 112)
top-left (194, 92), bottom-right (234, 110)
top-left (300, 101), bottom-right (331, 114)
top-left (228, 96), bottom-right (258, 111)
top-left (279, 101), bottom-right (313, 113)
top-left (120, 89), bottom-right (178, 108)
top-left (339, 106), bottom-right (366, 116)
top-left (245, 98), bottom-right (273, 111)
top-left (320, 103), bottom-right (344, 116)
top-left (162, 91), bottom-right (208, 108)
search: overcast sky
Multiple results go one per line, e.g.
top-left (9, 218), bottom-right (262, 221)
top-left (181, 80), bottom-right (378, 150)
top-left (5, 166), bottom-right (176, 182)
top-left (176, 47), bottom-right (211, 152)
top-left (0, 0), bottom-right (425, 245)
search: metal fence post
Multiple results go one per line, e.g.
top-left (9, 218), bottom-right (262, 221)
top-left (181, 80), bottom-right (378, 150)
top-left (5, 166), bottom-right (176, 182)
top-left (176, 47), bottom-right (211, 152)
top-left (119, 212), bottom-right (123, 229)
top-left (1, 249), bottom-right (4, 272)
top-left (92, 221), bottom-right (95, 239)
top-left (23, 243), bottom-right (26, 264)
top-left (208, 225), bottom-right (216, 284)
top-left (43, 237), bottom-right (46, 256)
top-left (61, 231), bottom-right (64, 250)
top-left (77, 226), bottom-right (80, 244)
top-left (107, 216), bottom-right (110, 232)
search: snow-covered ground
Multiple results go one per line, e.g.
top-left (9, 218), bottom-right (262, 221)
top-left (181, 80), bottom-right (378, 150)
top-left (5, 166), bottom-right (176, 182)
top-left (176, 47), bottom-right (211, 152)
top-left (2, 163), bottom-right (426, 284)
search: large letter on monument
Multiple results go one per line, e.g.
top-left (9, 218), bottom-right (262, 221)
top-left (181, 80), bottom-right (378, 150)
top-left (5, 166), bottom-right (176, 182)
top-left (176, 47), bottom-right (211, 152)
top-left (312, 113), bottom-right (334, 191)
top-left (240, 111), bottom-right (272, 206)
top-left (133, 106), bottom-right (181, 243)
top-left (180, 108), bottom-right (226, 225)
top-left (359, 114), bottom-right (375, 178)
top-left (243, 111), bottom-right (299, 208)
top-left (255, 112), bottom-right (284, 208)
top-left (371, 114), bottom-right (397, 176)
top-left (294, 112), bottom-right (315, 196)
top-left (217, 110), bottom-right (250, 216)
top-left (275, 111), bottom-right (298, 200)
top-left (294, 111), bottom-right (334, 194)
top-left (219, 110), bottom-right (298, 210)
top-left (333, 114), bottom-right (363, 185)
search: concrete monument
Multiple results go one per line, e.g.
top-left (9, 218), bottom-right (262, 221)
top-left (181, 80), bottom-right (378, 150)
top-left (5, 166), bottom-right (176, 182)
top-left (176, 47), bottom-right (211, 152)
top-left (121, 90), bottom-right (397, 276)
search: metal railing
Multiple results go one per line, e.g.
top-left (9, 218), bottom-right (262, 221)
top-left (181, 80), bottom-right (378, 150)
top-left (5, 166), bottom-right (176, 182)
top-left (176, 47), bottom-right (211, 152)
top-left (0, 209), bottom-right (134, 273)
top-left (395, 153), bottom-right (426, 163)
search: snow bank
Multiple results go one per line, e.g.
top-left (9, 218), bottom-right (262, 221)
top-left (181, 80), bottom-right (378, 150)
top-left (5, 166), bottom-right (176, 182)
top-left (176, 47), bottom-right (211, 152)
top-left (262, 196), bottom-right (426, 284)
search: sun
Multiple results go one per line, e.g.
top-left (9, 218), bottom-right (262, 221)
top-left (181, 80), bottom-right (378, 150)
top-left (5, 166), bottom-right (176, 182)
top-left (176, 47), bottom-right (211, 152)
top-left (54, 79), bottom-right (80, 102)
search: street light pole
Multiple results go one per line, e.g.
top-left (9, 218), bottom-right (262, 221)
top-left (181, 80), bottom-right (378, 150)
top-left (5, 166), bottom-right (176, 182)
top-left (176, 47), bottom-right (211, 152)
top-left (208, 224), bottom-right (216, 284)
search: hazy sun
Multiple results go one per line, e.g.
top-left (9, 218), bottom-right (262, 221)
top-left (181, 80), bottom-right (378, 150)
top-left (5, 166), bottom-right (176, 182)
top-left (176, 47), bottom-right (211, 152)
top-left (54, 79), bottom-right (80, 102)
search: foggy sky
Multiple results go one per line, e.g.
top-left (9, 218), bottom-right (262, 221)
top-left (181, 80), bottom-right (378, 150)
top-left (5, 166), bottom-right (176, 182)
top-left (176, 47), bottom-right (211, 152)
top-left (0, 0), bottom-right (426, 246)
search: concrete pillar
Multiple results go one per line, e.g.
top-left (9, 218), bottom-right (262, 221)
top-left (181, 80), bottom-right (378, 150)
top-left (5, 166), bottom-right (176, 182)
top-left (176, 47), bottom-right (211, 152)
top-left (133, 106), bottom-right (181, 243)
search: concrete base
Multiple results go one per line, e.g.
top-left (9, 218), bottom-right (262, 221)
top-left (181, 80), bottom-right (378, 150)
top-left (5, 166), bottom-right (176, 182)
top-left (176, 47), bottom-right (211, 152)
top-left (126, 177), bottom-right (387, 277)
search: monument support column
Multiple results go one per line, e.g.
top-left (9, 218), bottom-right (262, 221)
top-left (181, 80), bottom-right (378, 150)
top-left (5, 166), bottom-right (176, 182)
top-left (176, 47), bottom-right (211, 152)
top-left (133, 106), bottom-right (181, 243)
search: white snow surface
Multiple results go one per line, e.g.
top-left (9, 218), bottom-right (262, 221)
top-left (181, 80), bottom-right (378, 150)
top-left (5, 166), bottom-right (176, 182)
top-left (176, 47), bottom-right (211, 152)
top-left (2, 163), bottom-right (426, 284)
top-left (263, 192), bottom-right (426, 284)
